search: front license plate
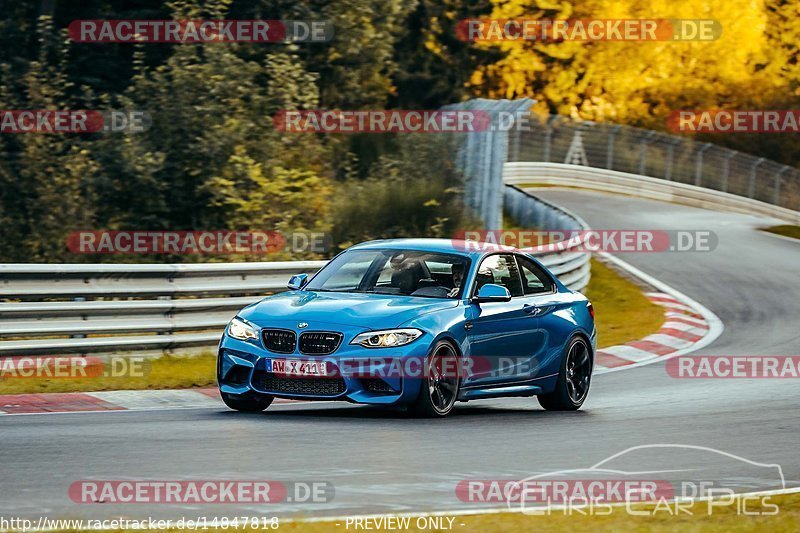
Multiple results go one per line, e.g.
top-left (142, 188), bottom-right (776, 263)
top-left (266, 358), bottom-right (328, 377)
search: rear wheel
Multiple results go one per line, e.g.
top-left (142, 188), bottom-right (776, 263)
top-left (538, 336), bottom-right (592, 411)
top-left (221, 392), bottom-right (274, 412)
top-left (410, 341), bottom-right (460, 417)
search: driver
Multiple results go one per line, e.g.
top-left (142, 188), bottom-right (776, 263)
top-left (448, 263), bottom-right (465, 298)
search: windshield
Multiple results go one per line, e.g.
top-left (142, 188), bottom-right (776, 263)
top-left (305, 249), bottom-right (471, 299)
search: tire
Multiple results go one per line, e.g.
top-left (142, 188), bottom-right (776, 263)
top-left (410, 340), bottom-right (461, 418)
top-left (538, 336), bottom-right (592, 411)
top-left (221, 391), bottom-right (274, 412)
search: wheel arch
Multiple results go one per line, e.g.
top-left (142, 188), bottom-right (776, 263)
top-left (429, 332), bottom-right (464, 359)
top-left (568, 329), bottom-right (595, 362)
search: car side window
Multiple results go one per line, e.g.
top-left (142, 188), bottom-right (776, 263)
top-left (516, 255), bottom-right (554, 294)
top-left (475, 254), bottom-right (524, 297)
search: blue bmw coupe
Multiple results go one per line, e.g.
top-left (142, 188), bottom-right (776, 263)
top-left (218, 239), bottom-right (596, 417)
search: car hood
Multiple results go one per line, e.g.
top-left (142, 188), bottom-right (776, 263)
top-left (238, 290), bottom-right (459, 330)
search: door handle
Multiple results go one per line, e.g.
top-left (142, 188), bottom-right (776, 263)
top-left (523, 304), bottom-right (538, 316)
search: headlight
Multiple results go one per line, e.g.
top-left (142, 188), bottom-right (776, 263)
top-left (350, 328), bottom-right (423, 348)
top-left (228, 317), bottom-right (258, 341)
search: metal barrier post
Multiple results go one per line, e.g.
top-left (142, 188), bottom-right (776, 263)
top-left (774, 165), bottom-right (790, 206)
top-left (606, 125), bottom-right (620, 169)
top-left (721, 150), bottom-right (736, 192)
top-left (749, 158), bottom-right (765, 198)
top-left (695, 143), bottom-right (712, 186)
top-left (665, 139), bottom-right (679, 181)
top-left (543, 116), bottom-right (555, 163)
top-left (639, 131), bottom-right (655, 176)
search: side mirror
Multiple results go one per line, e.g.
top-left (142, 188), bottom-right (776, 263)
top-left (287, 273), bottom-right (309, 290)
top-left (472, 283), bottom-right (512, 303)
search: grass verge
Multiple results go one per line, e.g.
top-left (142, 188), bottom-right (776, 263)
top-left (761, 224), bottom-right (800, 241)
top-left (0, 353), bottom-right (217, 395)
top-left (0, 258), bottom-right (663, 395)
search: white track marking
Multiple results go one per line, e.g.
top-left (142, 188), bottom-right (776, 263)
top-left (652, 301), bottom-right (700, 314)
top-left (661, 320), bottom-right (708, 335)
top-left (664, 312), bottom-right (708, 326)
top-left (644, 334), bottom-right (694, 350)
top-left (84, 389), bottom-right (221, 410)
top-left (593, 252), bottom-right (724, 375)
top-left (598, 344), bottom-right (663, 362)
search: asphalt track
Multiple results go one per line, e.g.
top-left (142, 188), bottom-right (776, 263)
top-left (1, 190), bottom-right (799, 521)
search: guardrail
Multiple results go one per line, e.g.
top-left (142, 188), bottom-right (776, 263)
top-left (0, 262), bottom-right (326, 356)
top-left (509, 114), bottom-right (800, 213)
top-left (0, 197), bottom-right (591, 357)
top-left (505, 162), bottom-right (800, 224)
top-left (504, 185), bottom-right (591, 291)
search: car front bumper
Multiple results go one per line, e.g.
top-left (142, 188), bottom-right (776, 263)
top-left (217, 326), bottom-right (433, 406)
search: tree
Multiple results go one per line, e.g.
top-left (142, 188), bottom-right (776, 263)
top-left (0, 16), bottom-right (99, 261)
top-left (468, 0), bottom-right (800, 165)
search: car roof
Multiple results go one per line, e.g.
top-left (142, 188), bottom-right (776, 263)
top-left (348, 238), bottom-right (519, 258)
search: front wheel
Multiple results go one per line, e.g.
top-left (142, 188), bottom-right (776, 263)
top-left (538, 336), bottom-right (592, 411)
top-left (410, 341), bottom-right (461, 417)
top-left (221, 391), bottom-right (274, 412)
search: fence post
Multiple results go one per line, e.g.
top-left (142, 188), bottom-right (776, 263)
top-left (543, 116), bottom-right (555, 163)
top-left (463, 130), bottom-right (479, 213)
top-left (606, 125), bottom-right (620, 169)
top-left (774, 165), bottom-right (790, 206)
top-left (721, 150), bottom-right (736, 193)
top-left (638, 131), bottom-right (655, 176)
top-left (441, 98), bottom-right (534, 229)
top-left (664, 140), bottom-right (678, 181)
top-left (510, 119), bottom-right (521, 162)
top-left (482, 128), bottom-right (494, 225)
top-left (695, 143), bottom-right (711, 186)
top-left (748, 158), bottom-right (764, 199)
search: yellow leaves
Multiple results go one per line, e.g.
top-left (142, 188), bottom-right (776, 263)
top-left (470, 0), bottom-right (788, 124)
top-left (470, 69), bottom-right (485, 87)
top-left (425, 35), bottom-right (443, 55)
top-left (206, 145), bottom-right (332, 239)
top-left (489, 0), bottom-right (571, 19)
